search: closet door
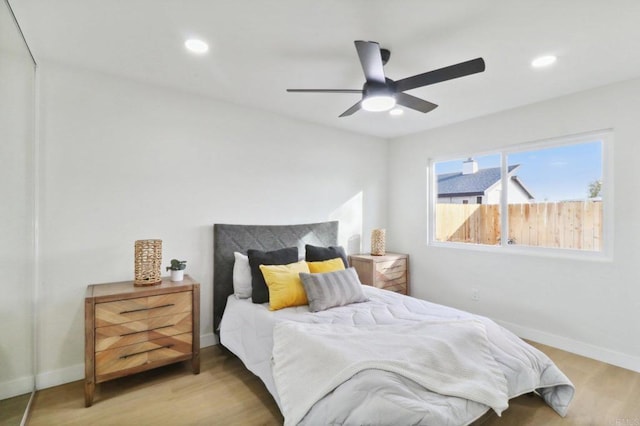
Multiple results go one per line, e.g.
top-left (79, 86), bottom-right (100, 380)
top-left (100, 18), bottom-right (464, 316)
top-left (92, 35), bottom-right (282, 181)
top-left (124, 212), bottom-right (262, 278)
top-left (0, 0), bottom-right (36, 423)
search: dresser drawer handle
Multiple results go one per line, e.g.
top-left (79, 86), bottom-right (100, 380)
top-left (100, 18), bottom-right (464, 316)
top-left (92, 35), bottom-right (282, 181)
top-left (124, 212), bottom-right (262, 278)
top-left (120, 324), bottom-right (175, 337)
top-left (120, 344), bottom-right (175, 359)
top-left (119, 303), bottom-right (175, 314)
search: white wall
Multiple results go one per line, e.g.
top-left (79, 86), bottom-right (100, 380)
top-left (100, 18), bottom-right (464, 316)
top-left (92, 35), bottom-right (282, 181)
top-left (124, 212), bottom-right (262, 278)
top-left (35, 61), bottom-right (388, 388)
top-left (388, 78), bottom-right (640, 372)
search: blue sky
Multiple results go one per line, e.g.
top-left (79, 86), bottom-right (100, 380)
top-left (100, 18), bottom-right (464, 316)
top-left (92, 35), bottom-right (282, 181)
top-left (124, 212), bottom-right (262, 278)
top-left (435, 140), bottom-right (603, 201)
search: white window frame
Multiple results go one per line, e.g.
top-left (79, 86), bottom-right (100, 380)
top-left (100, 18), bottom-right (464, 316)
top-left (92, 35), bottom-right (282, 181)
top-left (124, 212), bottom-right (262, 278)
top-left (427, 129), bottom-right (614, 261)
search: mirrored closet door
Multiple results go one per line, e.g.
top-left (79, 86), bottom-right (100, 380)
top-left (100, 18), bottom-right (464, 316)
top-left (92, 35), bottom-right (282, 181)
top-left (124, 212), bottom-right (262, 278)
top-left (0, 0), bottom-right (36, 423)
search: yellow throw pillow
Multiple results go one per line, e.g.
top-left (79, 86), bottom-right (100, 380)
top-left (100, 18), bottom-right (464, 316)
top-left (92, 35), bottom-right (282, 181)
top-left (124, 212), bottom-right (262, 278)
top-left (260, 260), bottom-right (310, 311)
top-left (307, 257), bottom-right (346, 274)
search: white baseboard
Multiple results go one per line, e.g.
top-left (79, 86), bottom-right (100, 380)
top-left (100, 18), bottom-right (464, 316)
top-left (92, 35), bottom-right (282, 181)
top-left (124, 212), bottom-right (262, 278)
top-left (496, 319), bottom-right (640, 373)
top-left (0, 375), bottom-right (35, 400)
top-left (200, 332), bottom-right (218, 348)
top-left (35, 333), bottom-right (220, 391)
top-left (36, 363), bottom-right (84, 390)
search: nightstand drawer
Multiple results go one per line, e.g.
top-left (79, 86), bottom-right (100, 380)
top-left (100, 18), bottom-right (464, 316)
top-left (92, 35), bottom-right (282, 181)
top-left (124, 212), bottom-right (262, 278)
top-left (95, 312), bottom-right (193, 351)
top-left (375, 275), bottom-right (407, 286)
top-left (374, 278), bottom-right (407, 293)
top-left (96, 292), bottom-right (192, 327)
top-left (349, 253), bottom-right (409, 295)
top-left (375, 259), bottom-right (407, 280)
top-left (95, 333), bottom-right (193, 379)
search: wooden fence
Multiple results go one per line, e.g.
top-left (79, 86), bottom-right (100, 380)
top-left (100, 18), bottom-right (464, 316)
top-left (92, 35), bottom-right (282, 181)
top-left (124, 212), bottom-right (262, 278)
top-left (436, 201), bottom-right (602, 250)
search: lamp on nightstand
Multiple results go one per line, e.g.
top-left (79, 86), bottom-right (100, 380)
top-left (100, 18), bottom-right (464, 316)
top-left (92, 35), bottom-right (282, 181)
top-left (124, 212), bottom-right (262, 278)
top-left (370, 228), bottom-right (386, 256)
top-left (134, 239), bottom-right (163, 286)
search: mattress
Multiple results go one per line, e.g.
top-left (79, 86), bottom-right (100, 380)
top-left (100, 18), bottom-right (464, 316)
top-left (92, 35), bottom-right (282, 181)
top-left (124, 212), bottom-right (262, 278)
top-left (219, 286), bottom-right (574, 425)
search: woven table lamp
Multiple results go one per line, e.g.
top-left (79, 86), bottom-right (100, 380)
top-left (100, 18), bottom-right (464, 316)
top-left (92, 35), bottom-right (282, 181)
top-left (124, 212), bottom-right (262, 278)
top-left (134, 239), bottom-right (163, 286)
top-left (370, 229), bottom-right (386, 256)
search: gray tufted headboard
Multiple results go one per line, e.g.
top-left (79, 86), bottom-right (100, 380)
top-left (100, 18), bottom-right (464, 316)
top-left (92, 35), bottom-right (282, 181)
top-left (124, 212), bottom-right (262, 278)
top-left (213, 221), bottom-right (339, 334)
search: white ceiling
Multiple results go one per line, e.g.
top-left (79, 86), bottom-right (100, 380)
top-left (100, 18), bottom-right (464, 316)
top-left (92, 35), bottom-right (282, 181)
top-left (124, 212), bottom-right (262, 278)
top-left (11, 0), bottom-right (640, 139)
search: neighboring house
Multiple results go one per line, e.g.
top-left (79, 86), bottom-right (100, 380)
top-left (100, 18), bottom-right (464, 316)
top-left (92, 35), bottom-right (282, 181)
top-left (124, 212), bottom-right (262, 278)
top-left (437, 158), bottom-right (534, 204)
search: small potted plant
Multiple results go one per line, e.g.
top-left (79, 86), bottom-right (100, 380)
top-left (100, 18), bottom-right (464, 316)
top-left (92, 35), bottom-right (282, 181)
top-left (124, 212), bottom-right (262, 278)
top-left (166, 259), bottom-right (187, 282)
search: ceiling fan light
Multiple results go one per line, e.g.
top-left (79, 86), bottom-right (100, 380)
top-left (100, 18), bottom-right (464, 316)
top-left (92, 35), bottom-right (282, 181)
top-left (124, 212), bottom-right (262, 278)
top-left (362, 95), bottom-right (396, 112)
top-left (389, 108), bottom-right (404, 116)
top-left (531, 55), bottom-right (556, 68)
top-left (185, 38), bottom-right (209, 54)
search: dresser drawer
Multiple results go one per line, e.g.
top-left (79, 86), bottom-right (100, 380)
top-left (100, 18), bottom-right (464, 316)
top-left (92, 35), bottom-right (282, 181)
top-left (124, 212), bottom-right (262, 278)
top-left (95, 333), bottom-right (193, 379)
top-left (95, 312), bottom-right (193, 351)
top-left (96, 291), bottom-right (192, 327)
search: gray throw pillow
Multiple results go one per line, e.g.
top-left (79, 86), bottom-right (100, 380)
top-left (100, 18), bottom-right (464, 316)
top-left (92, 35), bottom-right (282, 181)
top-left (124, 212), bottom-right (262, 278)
top-left (299, 267), bottom-right (368, 312)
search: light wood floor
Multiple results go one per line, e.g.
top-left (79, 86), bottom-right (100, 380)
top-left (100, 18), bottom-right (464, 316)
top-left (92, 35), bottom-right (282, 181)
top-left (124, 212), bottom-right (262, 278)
top-left (26, 342), bottom-right (640, 425)
top-left (0, 393), bottom-right (31, 426)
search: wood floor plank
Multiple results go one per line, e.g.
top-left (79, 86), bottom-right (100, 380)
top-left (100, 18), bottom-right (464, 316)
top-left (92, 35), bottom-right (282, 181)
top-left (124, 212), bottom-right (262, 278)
top-left (28, 346), bottom-right (283, 425)
top-left (482, 341), bottom-right (640, 426)
top-left (27, 343), bottom-right (640, 425)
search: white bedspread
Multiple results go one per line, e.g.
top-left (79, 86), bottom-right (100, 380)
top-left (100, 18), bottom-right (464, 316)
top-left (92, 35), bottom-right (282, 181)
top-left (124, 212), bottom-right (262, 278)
top-left (273, 320), bottom-right (509, 426)
top-left (220, 286), bottom-right (575, 425)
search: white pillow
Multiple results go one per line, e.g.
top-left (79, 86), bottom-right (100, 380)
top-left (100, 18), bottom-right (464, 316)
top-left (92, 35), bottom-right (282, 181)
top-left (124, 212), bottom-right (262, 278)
top-left (233, 252), bottom-right (252, 298)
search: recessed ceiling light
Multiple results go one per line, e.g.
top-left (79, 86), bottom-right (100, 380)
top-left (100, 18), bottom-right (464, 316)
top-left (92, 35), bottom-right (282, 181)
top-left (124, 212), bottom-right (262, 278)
top-left (389, 108), bottom-right (404, 116)
top-left (185, 39), bottom-right (209, 54)
top-left (531, 55), bottom-right (557, 68)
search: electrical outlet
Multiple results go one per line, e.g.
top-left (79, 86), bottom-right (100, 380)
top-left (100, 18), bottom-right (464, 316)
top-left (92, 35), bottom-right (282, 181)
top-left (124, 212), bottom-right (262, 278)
top-left (471, 288), bottom-right (480, 301)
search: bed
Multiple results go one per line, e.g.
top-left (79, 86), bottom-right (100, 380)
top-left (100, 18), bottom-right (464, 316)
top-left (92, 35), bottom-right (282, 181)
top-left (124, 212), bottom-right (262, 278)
top-left (214, 221), bottom-right (575, 426)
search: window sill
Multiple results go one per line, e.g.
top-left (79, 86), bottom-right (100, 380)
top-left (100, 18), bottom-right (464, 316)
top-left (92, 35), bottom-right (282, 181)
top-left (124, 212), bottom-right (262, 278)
top-left (428, 240), bottom-right (612, 262)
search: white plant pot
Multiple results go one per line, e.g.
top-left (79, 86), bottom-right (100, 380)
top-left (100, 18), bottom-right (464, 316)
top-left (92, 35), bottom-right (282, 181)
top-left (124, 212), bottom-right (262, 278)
top-left (170, 270), bottom-right (184, 282)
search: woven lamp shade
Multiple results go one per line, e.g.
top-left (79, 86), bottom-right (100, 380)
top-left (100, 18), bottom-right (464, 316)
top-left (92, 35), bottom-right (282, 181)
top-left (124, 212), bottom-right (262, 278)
top-left (370, 229), bottom-right (386, 256)
top-left (134, 239), bottom-right (163, 286)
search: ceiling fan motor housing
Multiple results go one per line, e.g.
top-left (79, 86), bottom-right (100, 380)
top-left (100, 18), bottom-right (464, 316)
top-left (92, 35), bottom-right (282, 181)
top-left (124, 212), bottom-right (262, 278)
top-left (363, 79), bottom-right (396, 98)
top-left (380, 48), bottom-right (391, 65)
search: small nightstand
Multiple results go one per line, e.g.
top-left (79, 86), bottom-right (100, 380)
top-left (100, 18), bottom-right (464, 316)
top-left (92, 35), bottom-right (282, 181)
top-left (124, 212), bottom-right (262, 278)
top-left (348, 253), bottom-right (410, 295)
top-left (84, 275), bottom-right (200, 406)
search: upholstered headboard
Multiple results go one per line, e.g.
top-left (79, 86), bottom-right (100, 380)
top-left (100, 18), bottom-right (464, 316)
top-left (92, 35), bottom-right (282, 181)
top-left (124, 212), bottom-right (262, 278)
top-left (213, 221), bottom-right (339, 333)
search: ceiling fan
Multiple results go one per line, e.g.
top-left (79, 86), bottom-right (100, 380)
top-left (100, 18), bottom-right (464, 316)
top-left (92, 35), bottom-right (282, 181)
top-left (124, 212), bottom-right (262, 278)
top-left (287, 40), bottom-right (485, 117)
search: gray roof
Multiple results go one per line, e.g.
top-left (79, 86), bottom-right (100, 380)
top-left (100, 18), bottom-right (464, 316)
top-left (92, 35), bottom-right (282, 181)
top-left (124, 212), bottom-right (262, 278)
top-left (437, 165), bottom-right (520, 197)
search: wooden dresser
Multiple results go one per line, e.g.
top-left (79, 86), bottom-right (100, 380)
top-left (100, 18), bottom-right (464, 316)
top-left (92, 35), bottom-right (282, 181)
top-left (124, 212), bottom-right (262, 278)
top-left (348, 253), bottom-right (409, 295)
top-left (84, 275), bottom-right (200, 407)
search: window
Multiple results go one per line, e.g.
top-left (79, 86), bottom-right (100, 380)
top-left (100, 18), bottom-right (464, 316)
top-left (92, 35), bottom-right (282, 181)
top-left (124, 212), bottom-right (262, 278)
top-left (429, 131), bottom-right (611, 257)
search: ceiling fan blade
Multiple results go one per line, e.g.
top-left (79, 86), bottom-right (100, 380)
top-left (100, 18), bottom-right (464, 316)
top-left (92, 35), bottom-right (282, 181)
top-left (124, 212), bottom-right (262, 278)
top-left (354, 41), bottom-right (386, 84)
top-left (339, 101), bottom-right (362, 117)
top-left (287, 89), bottom-right (363, 93)
top-left (395, 57), bottom-right (485, 92)
top-left (395, 93), bottom-right (438, 113)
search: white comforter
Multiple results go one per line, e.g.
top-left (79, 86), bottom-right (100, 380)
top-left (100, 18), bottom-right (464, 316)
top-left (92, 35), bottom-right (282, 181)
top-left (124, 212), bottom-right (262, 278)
top-left (273, 320), bottom-right (510, 426)
top-left (220, 286), bottom-right (574, 426)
